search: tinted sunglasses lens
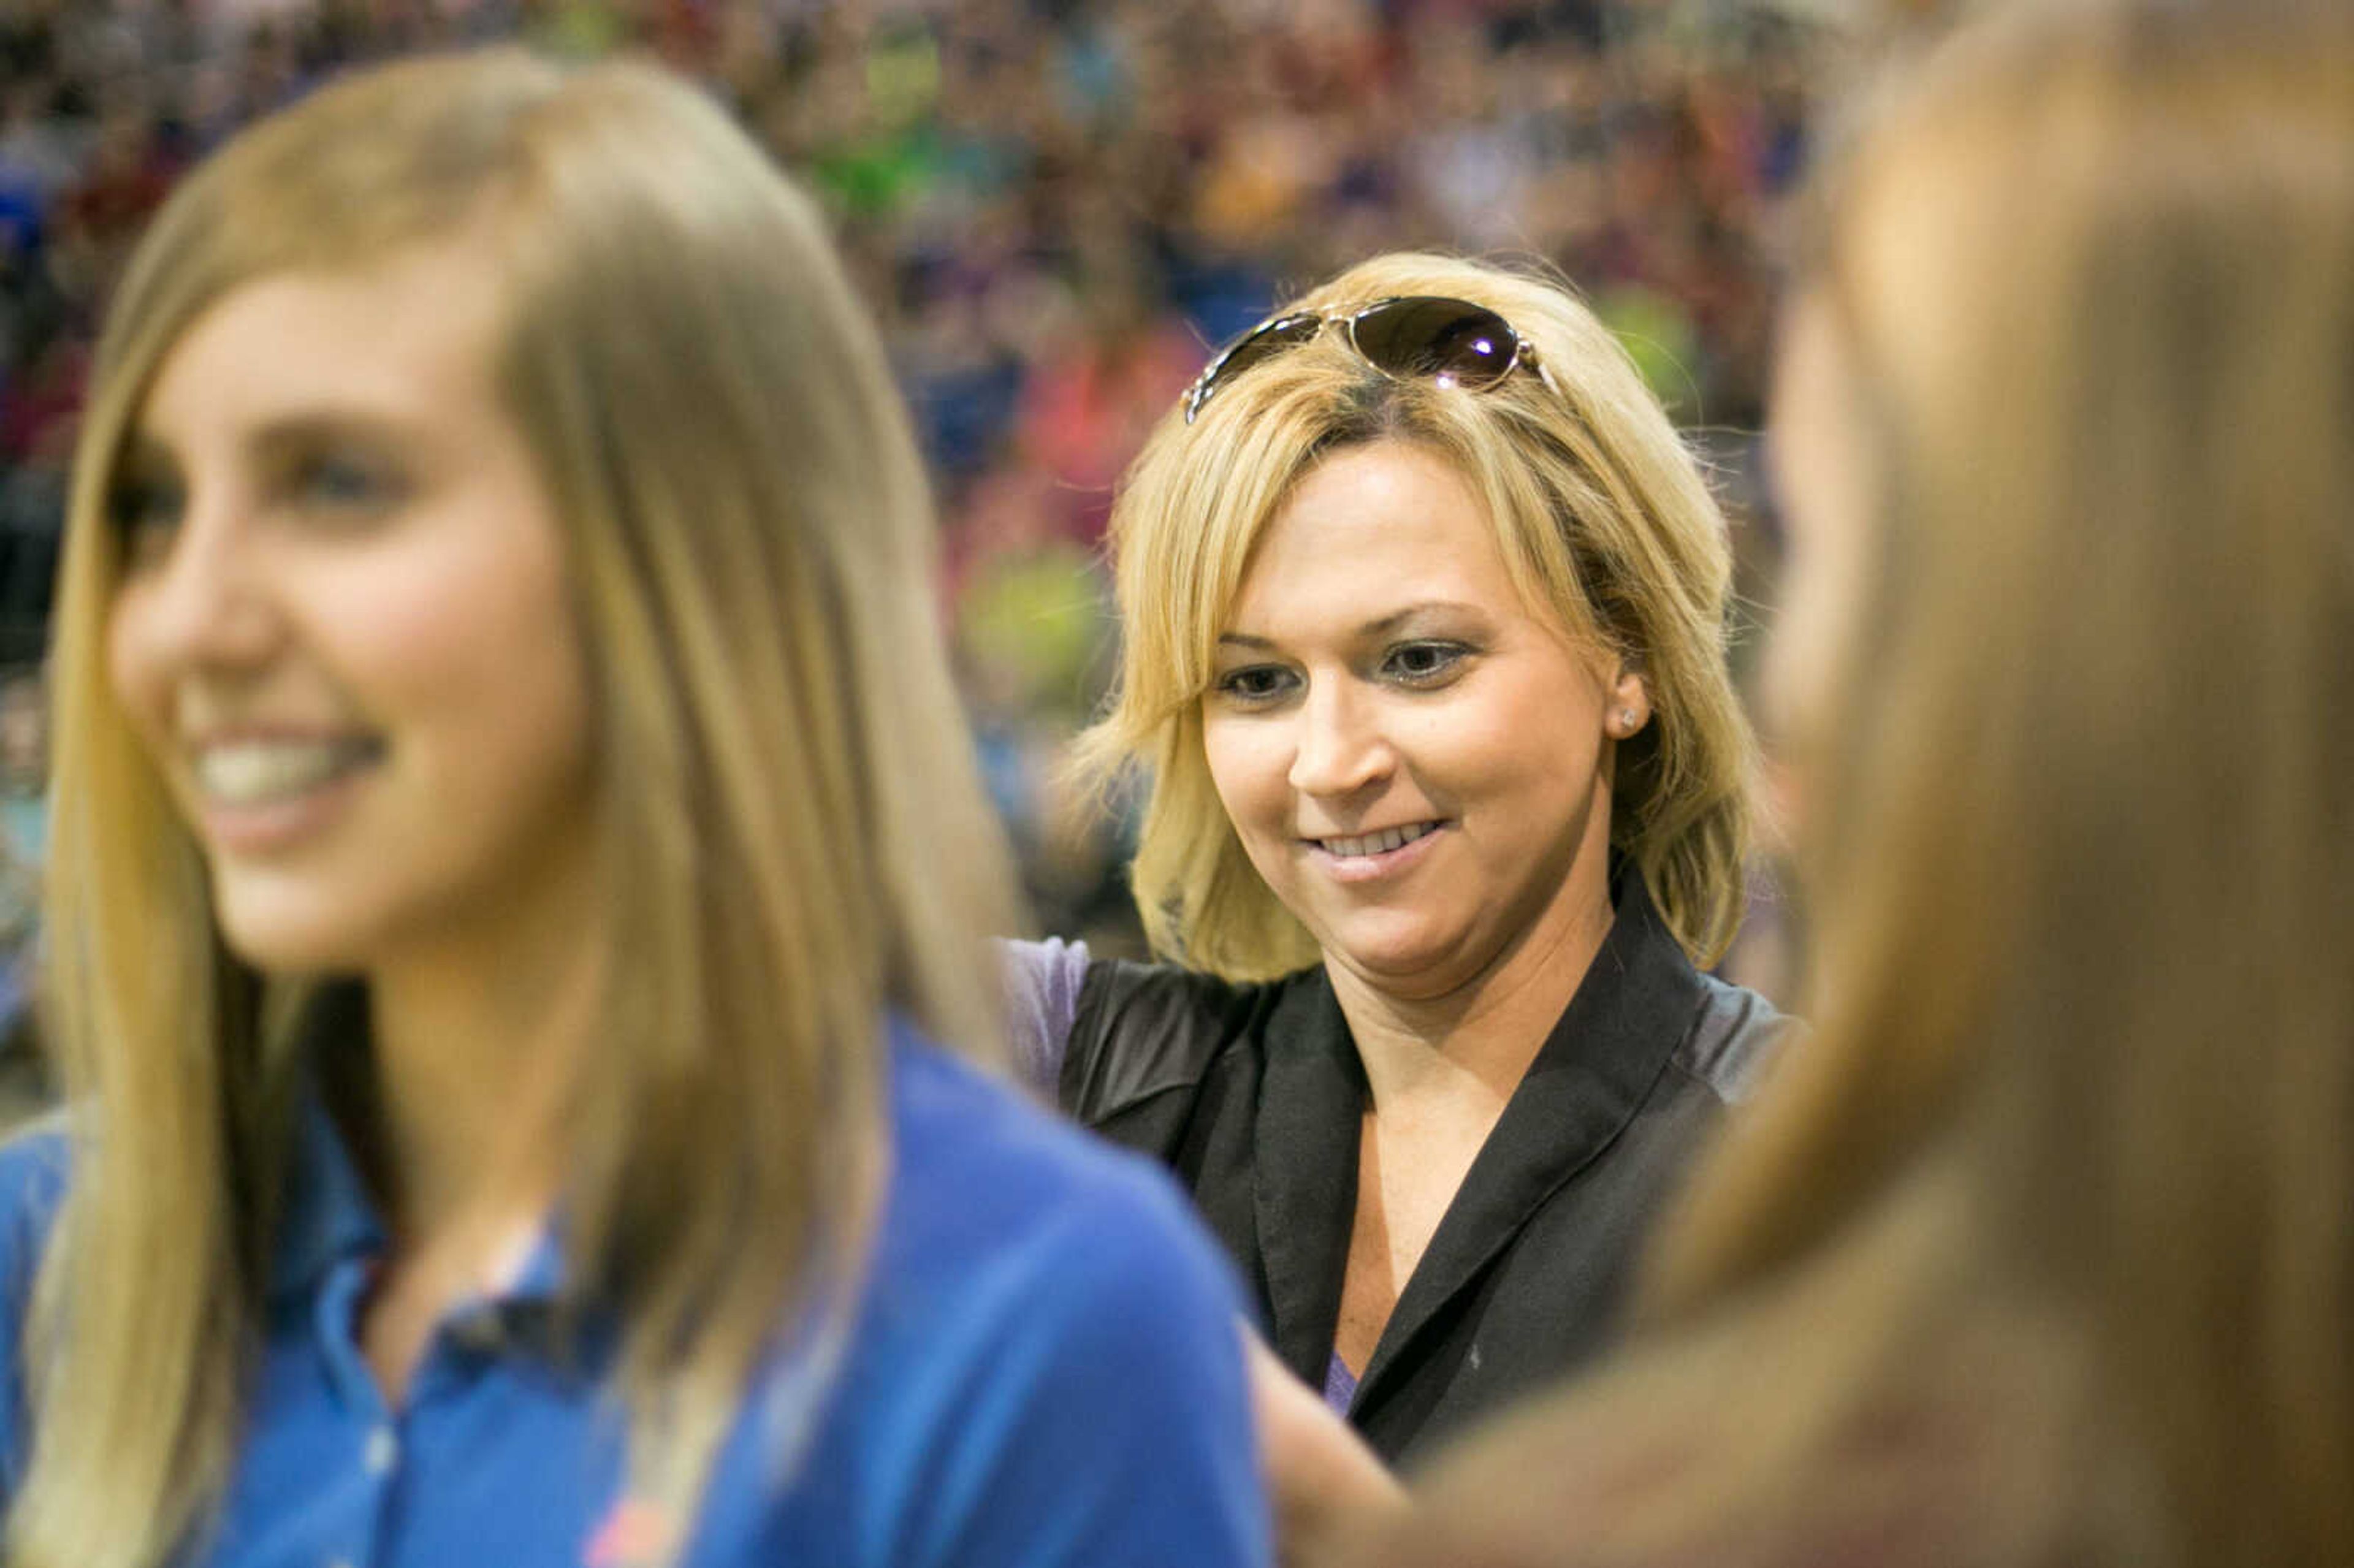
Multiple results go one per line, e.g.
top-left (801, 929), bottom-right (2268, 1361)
top-left (1187, 314), bottom-right (1322, 421)
top-left (1350, 298), bottom-right (1519, 390)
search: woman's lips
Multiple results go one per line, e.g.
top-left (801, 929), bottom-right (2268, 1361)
top-left (185, 735), bottom-right (385, 856)
top-left (1304, 819), bottom-right (1449, 884)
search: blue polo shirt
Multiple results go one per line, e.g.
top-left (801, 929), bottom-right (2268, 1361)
top-left (0, 1023), bottom-right (1272, 1567)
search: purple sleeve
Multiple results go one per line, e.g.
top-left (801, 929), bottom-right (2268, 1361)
top-left (998, 937), bottom-right (1092, 1098)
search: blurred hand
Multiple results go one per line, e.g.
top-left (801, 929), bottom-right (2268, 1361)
top-left (1245, 1326), bottom-right (1409, 1566)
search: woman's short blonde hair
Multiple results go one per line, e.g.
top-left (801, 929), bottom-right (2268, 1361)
top-left (1082, 253), bottom-right (1757, 980)
top-left (20, 49), bottom-right (1017, 1568)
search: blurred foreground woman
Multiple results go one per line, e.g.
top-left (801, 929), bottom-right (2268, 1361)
top-left (1346, 2), bottom-right (2354, 1565)
top-left (0, 50), bottom-right (1267, 1568)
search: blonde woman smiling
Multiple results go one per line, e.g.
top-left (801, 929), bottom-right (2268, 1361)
top-left (1010, 256), bottom-right (1791, 1466)
top-left (0, 50), bottom-right (1268, 1568)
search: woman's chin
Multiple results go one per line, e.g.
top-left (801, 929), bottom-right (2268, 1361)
top-left (208, 883), bottom-right (378, 976)
top-left (1318, 923), bottom-right (1480, 1000)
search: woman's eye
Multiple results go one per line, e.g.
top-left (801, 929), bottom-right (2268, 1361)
top-left (1213, 665), bottom-right (1296, 704)
top-left (291, 452), bottom-right (403, 514)
top-left (1384, 641), bottom-right (1470, 683)
top-left (107, 477), bottom-right (185, 569)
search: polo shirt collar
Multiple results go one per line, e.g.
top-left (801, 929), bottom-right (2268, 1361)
top-left (267, 981), bottom-right (570, 1313)
top-left (269, 1075), bottom-right (388, 1307)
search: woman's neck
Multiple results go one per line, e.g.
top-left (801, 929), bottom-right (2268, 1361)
top-left (1327, 877), bottom-right (1619, 1116)
top-left (346, 910), bottom-right (604, 1406)
top-left (360, 897), bottom-right (603, 1252)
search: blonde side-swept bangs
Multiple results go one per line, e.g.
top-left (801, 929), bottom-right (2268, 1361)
top-left (17, 49), bottom-right (1018, 1568)
top-left (1081, 252), bottom-right (1757, 981)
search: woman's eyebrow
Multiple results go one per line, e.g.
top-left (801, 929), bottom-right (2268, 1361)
top-left (1217, 601), bottom-right (1490, 649)
top-left (243, 409), bottom-right (411, 459)
top-left (1359, 601), bottom-right (1485, 637)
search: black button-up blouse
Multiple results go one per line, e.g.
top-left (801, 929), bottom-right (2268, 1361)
top-left (1019, 870), bottom-right (1790, 1466)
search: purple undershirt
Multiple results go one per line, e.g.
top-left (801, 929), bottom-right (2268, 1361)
top-left (1322, 1353), bottom-right (1359, 1413)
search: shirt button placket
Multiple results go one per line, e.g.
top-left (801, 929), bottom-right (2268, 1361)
top-left (318, 1259), bottom-right (400, 1568)
top-left (343, 1415), bottom-right (402, 1568)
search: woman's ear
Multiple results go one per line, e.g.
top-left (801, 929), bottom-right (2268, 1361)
top-left (1605, 662), bottom-right (1650, 739)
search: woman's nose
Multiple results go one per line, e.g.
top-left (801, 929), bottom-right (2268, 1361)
top-left (1286, 681), bottom-right (1392, 799)
top-left (112, 499), bottom-right (282, 676)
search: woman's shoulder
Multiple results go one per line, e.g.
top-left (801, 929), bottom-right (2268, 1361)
top-left (0, 1117), bottom-right (68, 1293)
top-left (874, 1022), bottom-right (1254, 1360)
top-left (796, 1026), bottom-right (1269, 1567)
top-left (1673, 974), bottom-right (1798, 1107)
top-left (997, 937), bottom-right (1098, 1091)
top-left (0, 1117), bottom-right (68, 1488)
top-left (1000, 938), bottom-right (1289, 1021)
top-left (881, 1019), bottom-right (1235, 1277)
top-left (1000, 937), bottom-right (1299, 1111)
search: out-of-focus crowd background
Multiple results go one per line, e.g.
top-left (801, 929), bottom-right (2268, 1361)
top-left (0, 0), bottom-right (1821, 1103)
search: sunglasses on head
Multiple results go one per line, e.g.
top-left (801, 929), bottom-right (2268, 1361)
top-left (1183, 295), bottom-right (1549, 424)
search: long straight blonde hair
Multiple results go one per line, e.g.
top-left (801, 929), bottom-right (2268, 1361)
top-left (1355, 4), bottom-right (2354, 1565)
top-left (13, 50), bottom-right (1019, 1568)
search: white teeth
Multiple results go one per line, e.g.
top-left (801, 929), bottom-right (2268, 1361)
top-left (194, 740), bottom-right (373, 805)
top-left (1319, 821), bottom-right (1438, 859)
